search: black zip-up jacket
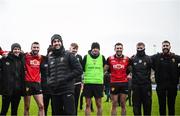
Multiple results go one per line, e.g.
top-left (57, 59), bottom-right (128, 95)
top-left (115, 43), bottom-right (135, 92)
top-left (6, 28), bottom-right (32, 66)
top-left (130, 54), bottom-right (152, 85)
top-left (47, 47), bottom-right (83, 95)
top-left (151, 53), bottom-right (180, 86)
top-left (0, 52), bottom-right (25, 96)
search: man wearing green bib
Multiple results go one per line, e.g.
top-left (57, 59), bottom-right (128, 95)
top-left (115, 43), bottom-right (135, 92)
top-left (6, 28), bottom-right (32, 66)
top-left (82, 42), bottom-right (106, 116)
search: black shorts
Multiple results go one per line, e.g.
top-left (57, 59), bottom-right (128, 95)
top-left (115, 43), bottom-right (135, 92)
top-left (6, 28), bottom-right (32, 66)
top-left (83, 84), bottom-right (103, 98)
top-left (110, 82), bottom-right (128, 95)
top-left (24, 81), bottom-right (42, 96)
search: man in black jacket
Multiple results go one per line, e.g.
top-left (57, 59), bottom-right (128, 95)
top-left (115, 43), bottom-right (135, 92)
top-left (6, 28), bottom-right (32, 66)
top-left (47, 34), bottom-right (83, 115)
top-left (151, 40), bottom-right (180, 115)
top-left (69, 43), bottom-right (83, 116)
top-left (0, 43), bottom-right (25, 115)
top-left (130, 42), bottom-right (152, 115)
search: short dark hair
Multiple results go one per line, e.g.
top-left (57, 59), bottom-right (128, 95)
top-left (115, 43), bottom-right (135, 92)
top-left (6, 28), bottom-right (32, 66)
top-left (137, 42), bottom-right (145, 47)
top-left (70, 43), bottom-right (78, 49)
top-left (31, 42), bottom-right (39, 47)
top-left (162, 40), bottom-right (170, 45)
top-left (114, 42), bottom-right (123, 48)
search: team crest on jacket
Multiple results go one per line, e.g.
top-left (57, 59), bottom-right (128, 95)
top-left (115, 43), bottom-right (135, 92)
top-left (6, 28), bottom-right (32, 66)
top-left (5, 62), bottom-right (10, 65)
top-left (138, 59), bottom-right (142, 63)
top-left (60, 57), bottom-right (64, 62)
top-left (77, 58), bottom-right (80, 61)
top-left (172, 58), bottom-right (175, 63)
top-left (50, 61), bottom-right (54, 65)
top-left (144, 62), bottom-right (147, 66)
top-left (178, 63), bottom-right (180, 67)
top-left (44, 64), bottom-right (48, 67)
top-left (26, 87), bottom-right (29, 92)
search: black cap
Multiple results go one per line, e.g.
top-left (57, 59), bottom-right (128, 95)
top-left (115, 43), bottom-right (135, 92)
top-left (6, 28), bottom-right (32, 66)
top-left (91, 42), bottom-right (100, 50)
top-left (11, 43), bottom-right (21, 51)
top-left (51, 34), bottom-right (62, 45)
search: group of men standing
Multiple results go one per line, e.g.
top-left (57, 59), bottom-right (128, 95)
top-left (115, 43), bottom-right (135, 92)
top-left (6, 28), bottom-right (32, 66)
top-left (0, 35), bottom-right (180, 116)
top-left (0, 35), bottom-right (83, 116)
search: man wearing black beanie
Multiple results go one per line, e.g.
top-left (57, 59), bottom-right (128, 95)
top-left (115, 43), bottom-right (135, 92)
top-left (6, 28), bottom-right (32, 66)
top-left (11, 43), bottom-right (21, 52)
top-left (51, 34), bottom-right (63, 45)
top-left (82, 42), bottom-right (106, 116)
top-left (91, 42), bottom-right (100, 50)
top-left (47, 34), bottom-right (83, 115)
top-left (0, 43), bottom-right (24, 115)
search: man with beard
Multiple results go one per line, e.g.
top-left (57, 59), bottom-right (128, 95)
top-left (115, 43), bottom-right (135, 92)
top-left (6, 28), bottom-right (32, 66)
top-left (130, 42), bottom-right (152, 115)
top-left (106, 42), bottom-right (130, 115)
top-left (24, 42), bottom-right (44, 116)
top-left (151, 40), bottom-right (180, 115)
top-left (47, 34), bottom-right (83, 115)
top-left (82, 42), bottom-right (106, 116)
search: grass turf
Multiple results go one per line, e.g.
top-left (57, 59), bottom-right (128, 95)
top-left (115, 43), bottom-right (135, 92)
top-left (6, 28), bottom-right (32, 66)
top-left (1, 91), bottom-right (180, 115)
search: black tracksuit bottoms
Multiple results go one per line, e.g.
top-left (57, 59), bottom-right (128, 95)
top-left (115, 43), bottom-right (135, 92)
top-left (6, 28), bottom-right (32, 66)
top-left (43, 93), bottom-right (54, 116)
top-left (132, 84), bottom-right (152, 115)
top-left (51, 93), bottom-right (75, 115)
top-left (0, 95), bottom-right (21, 115)
top-left (156, 85), bottom-right (177, 115)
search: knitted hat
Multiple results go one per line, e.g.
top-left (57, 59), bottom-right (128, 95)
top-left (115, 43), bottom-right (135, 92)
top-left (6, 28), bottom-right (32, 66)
top-left (51, 34), bottom-right (62, 45)
top-left (91, 42), bottom-right (100, 50)
top-left (11, 43), bottom-right (21, 51)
